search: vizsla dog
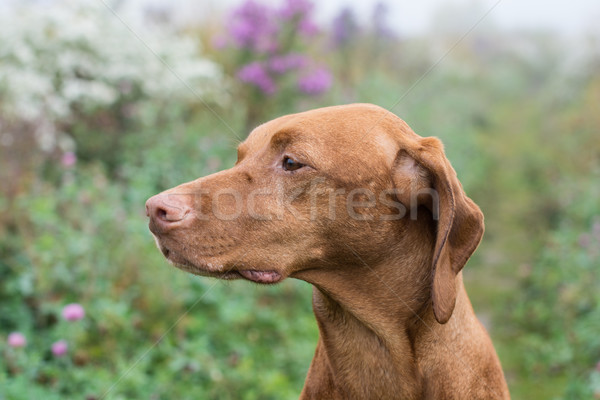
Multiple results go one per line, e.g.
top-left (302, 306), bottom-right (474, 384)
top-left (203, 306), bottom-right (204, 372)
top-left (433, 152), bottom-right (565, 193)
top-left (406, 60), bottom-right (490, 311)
top-left (146, 104), bottom-right (510, 399)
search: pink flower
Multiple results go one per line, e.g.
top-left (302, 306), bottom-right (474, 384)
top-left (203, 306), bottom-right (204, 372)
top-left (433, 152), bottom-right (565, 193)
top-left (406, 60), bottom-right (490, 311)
top-left (7, 332), bottom-right (27, 348)
top-left (61, 152), bottom-right (77, 168)
top-left (62, 303), bottom-right (85, 321)
top-left (51, 340), bottom-right (68, 357)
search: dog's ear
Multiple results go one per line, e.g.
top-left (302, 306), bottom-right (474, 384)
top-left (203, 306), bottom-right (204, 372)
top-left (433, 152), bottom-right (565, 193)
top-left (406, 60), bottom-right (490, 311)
top-left (392, 137), bottom-right (484, 324)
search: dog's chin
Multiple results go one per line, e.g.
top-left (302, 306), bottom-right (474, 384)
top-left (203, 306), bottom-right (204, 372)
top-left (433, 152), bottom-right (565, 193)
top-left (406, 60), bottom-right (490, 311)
top-left (171, 261), bottom-right (243, 280)
top-left (156, 243), bottom-right (283, 284)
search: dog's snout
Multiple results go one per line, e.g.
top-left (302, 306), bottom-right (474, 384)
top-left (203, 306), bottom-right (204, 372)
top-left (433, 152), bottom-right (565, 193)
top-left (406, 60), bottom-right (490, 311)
top-left (146, 193), bottom-right (191, 232)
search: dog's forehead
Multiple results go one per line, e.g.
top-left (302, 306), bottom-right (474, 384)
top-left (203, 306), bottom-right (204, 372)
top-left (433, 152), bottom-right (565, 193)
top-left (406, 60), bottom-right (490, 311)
top-left (242, 104), bottom-right (412, 167)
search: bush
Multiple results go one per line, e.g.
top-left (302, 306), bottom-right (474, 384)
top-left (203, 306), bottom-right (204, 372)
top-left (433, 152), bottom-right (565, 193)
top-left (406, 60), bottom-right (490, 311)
top-left (210, 0), bottom-right (332, 130)
top-left (0, 0), bottom-right (221, 170)
top-left (508, 171), bottom-right (600, 399)
top-left (0, 158), bottom-right (318, 399)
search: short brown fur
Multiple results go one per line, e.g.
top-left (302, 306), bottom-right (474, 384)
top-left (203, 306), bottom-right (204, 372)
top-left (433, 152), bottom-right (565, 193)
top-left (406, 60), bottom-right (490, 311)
top-left (146, 104), bottom-right (510, 399)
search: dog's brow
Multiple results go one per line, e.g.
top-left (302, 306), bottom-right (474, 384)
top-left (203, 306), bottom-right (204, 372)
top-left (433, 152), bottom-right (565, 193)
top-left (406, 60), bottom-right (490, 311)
top-left (269, 130), bottom-right (296, 149)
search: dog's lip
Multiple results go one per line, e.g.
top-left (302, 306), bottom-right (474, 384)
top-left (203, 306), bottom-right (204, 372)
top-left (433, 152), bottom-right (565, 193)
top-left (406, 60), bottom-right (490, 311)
top-left (238, 270), bottom-right (282, 284)
top-left (180, 264), bottom-right (240, 279)
top-left (174, 262), bottom-right (242, 280)
top-left (155, 242), bottom-right (283, 284)
top-left (173, 263), bottom-right (282, 284)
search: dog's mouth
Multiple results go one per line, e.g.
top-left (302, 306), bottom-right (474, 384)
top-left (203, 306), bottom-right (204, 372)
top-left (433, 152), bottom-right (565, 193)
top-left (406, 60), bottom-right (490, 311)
top-left (237, 270), bottom-right (282, 284)
top-left (158, 243), bottom-right (282, 284)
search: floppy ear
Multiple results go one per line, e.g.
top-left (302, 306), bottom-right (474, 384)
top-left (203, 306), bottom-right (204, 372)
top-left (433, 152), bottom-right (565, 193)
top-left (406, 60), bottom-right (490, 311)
top-left (392, 137), bottom-right (484, 324)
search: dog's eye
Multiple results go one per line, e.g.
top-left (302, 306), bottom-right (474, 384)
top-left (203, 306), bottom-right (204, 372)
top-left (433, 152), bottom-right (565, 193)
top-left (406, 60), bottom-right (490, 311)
top-left (283, 156), bottom-right (304, 171)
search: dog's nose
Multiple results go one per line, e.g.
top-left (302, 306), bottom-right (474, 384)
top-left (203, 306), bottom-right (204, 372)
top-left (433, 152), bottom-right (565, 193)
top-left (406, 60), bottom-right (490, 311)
top-left (146, 193), bottom-right (191, 232)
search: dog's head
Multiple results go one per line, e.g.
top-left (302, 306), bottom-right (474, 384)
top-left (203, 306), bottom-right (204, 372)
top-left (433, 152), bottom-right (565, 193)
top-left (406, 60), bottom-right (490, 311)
top-left (146, 103), bottom-right (483, 323)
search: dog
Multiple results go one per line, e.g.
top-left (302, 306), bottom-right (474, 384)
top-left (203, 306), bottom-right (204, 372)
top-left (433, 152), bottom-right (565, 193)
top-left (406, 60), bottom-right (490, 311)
top-left (146, 104), bottom-right (510, 399)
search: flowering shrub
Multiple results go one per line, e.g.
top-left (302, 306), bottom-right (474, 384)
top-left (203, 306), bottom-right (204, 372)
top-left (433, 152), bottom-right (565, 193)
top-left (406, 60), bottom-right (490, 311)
top-left (3, 302), bottom-right (86, 390)
top-left (0, 0), bottom-right (221, 161)
top-left (214, 0), bottom-right (332, 130)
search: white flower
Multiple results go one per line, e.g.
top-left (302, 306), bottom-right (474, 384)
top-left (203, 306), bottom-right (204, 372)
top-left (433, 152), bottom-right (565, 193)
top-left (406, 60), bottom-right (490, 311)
top-left (0, 0), bottom-right (223, 150)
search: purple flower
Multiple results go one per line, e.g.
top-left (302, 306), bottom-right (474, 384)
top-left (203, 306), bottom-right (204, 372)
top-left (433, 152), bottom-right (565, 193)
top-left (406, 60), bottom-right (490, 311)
top-left (279, 0), bottom-right (314, 20)
top-left (228, 0), bottom-right (277, 52)
top-left (62, 303), bottom-right (85, 321)
top-left (51, 340), bottom-right (68, 357)
top-left (7, 332), bottom-right (26, 348)
top-left (237, 62), bottom-right (276, 95)
top-left (298, 67), bottom-right (332, 95)
top-left (372, 2), bottom-right (396, 39)
top-left (268, 53), bottom-right (308, 74)
top-left (298, 18), bottom-right (319, 36)
top-left (279, 0), bottom-right (318, 37)
top-left (332, 7), bottom-right (359, 47)
top-left (61, 152), bottom-right (76, 168)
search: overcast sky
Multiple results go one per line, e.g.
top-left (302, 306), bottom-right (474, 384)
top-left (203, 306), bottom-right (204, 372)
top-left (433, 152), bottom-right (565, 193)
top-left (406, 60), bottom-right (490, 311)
top-left (318, 0), bottom-right (600, 36)
top-left (6, 0), bottom-right (597, 37)
top-left (162, 0), bottom-right (600, 37)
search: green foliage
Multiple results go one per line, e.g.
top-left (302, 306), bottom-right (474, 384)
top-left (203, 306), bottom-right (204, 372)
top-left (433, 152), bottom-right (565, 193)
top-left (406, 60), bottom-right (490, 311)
top-left (0, 158), bottom-right (317, 400)
top-left (507, 172), bottom-right (600, 399)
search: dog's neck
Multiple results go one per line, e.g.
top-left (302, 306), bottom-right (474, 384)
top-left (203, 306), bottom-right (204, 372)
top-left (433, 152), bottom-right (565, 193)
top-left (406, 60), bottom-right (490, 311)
top-left (299, 268), bottom-right (483, 399)
top-left (293, 249), bottom-right (435, 399)
top-left (294, 248), bottom-right (478, 400)
top-left (312, 290), bottom-right (426, 398)
top-left (290, 212), bottom-right (491, 399)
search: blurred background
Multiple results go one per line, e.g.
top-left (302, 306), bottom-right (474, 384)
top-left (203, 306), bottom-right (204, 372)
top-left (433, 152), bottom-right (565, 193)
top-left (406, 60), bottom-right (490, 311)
top-left (1, 0), bottom-right (599, 399)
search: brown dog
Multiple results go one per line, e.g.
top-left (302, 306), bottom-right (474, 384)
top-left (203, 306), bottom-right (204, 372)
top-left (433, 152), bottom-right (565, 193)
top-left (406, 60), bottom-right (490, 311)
top-left (146, 104), bottom-right (510, 399)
